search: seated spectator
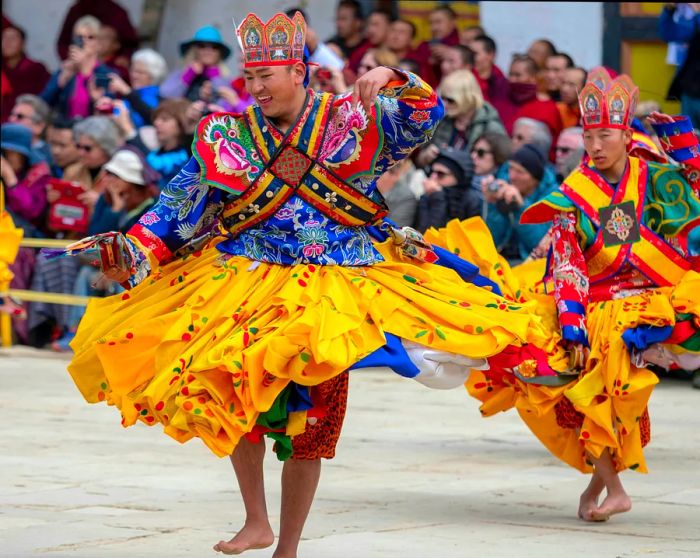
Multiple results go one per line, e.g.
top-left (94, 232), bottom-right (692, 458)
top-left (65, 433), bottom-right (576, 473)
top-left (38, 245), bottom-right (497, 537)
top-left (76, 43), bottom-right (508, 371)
top-left (511, 117), bottom-right (552, 154)
top-left (544, 52), bottom-right (574, 101)
top-left (56, 0), bottom-right (139, 61)
top-left (557, 66), bottom-right (586, 128)
top-left (327, 0), bottom-right (367, 65)
top-left (526, 38), bottom-right (558, 95)
top-left (41, 15), bottom-right (113, 119)
top-left (415, 147), bottom-right (480, 232)
top-left (385, 19), bottom-right (418, 62)
top-left (96, 24), bottom-right (130, 81)
top-left (104, 48), bottom-right (168, 128)
top-left (145, 100), bottom-right (190, 189)
top-left (440, 45), bottom-right (474, 81)
top-left (470, 131), bottom-right (512, 200)
top-left (160, 26), bottom-right (231, 102)
top-left (1, 123), bottom-right (51, 344)
top-left (482, 144), bottom-right (558, 262)
top-left (470, 34), bottom-right (508, 104)
top-left (310, 66), bottom-right (348, 95)
top-left (460, 25), bottom-right (485, 48)
top-left (46, 116), bottom-right (80, 178)
top-left (494, 54), bottom-right (563, 155)
top-left (52, 148), bottom-right (158, 352)
top-left (527, 38), bottom-right (557, 70)
top-left (554, 126), bottom-right (584, 181)
top-left (413, 4), bottom-right (461, 86)
top-left (8, 94), bottom-right (52, 164)
top-left (357, 48), bottom-right (399, 78)
top-left (291, 9), bottom-right (344, 72)
top-left (415, 69), bottom-right (505, 167)
top-left (376, 159), bottom-right (418, 228)
top-left (399, 58), bottom-right (421, 75)
top-left (64, 116), bottom-right (123, 211)
top-left (1, 123), bottom-right (50, 233)
top-left (1, 23), bottom-right (50, 122)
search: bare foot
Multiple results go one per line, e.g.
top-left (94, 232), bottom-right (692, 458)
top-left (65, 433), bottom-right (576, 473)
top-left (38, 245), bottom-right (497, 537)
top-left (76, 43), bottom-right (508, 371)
top-left (578, 490), bottom-right (601, 521)
top-left (589, 492), bottom-right (632, 522)
top-left (213, 521), bottom-right (275, 555)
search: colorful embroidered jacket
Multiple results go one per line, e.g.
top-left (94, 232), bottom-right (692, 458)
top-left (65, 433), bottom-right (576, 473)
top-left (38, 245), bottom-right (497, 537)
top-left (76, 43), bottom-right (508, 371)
top-left (124, 71), bottom-right (442, 284)
top-left (521, 116), bottom-right (700, 345)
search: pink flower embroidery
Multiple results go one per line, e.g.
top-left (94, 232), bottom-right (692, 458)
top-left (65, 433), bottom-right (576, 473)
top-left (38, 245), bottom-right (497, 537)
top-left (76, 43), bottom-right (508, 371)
top-left (140, 211), bottom-right (160, 225)
top-left (302, 243), bottom-right (325, 257)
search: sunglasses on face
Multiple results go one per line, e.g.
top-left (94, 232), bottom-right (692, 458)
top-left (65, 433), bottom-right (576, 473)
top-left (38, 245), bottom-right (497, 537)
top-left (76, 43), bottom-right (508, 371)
top-left (76, 143), bottom-right (94, 153)
top-left (195, 42), bottom-right (219, 49)
top-left (441, 96), bottom-right (456, 104)
top-left (556, 146), bottom-right (572, 155)
top-left (10, 111), bottom-right (32, 122)
top-left (428, 167), bottom-right (450, 179)
top-left (471, 148), bottom-right (492, 158)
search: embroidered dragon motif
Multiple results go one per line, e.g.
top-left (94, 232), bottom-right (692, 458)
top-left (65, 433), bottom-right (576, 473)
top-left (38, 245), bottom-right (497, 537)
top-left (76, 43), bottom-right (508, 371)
top-left (319, 101), bottom-right (368, 167)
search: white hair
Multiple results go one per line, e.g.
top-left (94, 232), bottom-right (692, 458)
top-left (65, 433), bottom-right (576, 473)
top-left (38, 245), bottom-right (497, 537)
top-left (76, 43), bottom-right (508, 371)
top-left (514, 117), bottom-right (552, 154)
top-left (132, 48), bottom-right (169, 85)
top-left (73, 15), bottom-right (101, 35)
top-left (559, 126), bottom-right (584, 147)
top-left (73, 116), bottom-right (123, 156)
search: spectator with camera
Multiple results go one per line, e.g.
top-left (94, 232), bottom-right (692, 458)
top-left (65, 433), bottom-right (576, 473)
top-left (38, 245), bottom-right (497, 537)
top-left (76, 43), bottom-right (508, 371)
top-left (7, 94), bottom-right (52, 165)
top-left (41, 16), bottom-right (114, 120)
top-left (160, 26), bottom-right (231, 103)
top-left (470, 131), bottom-right (512, 200)
top-left (1, 23), bottom-right (50, 123)
top-left (98, 48), bottom-right (168, 129)
top-left (415, 146), bottom-right (480, 232)
top-left (482, 143), bottom-right (558, 263)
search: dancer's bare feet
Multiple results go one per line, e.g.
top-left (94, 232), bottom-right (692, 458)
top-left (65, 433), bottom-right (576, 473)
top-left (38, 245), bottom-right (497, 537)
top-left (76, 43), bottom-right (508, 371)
top-left (578, 490), bottom-right (601, 521)
top-left (588, 491), bottom-right (632, 522)
top-left (213, 521), bottom-right (275, 555)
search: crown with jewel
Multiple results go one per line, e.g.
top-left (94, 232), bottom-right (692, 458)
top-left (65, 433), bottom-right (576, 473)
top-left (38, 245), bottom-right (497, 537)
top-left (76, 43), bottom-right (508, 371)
top-left (578, 67), bottom-right (639, 130)
top-left (235, 11), bottom-right (306, 68)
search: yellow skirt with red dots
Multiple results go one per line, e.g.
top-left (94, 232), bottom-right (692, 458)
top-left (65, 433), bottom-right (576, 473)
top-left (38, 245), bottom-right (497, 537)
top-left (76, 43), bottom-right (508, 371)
top-left (68, 236), bottom-right (550, 458)
top-left (425, 217), bottom-right (700, 473)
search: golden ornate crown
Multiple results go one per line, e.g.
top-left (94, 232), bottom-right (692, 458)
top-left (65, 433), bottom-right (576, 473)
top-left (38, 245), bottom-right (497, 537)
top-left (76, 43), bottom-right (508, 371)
top-left (578, 67), bottom-right (639, 130)
top-left (236, 11), bottom-right (306, 68)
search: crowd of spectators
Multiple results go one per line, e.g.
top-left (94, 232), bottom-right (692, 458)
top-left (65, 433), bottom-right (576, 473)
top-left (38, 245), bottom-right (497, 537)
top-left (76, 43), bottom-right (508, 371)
top-left (1, 0), bottom-right (697, 350)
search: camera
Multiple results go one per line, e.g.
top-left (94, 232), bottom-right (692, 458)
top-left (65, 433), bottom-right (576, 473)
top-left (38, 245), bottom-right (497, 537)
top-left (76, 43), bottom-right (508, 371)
top-left (95, 72), bottom-right (111, 90)
top-left (488, 180), bottom-right (502, 193)
top-left (71, 35), bottom-right (84, 49)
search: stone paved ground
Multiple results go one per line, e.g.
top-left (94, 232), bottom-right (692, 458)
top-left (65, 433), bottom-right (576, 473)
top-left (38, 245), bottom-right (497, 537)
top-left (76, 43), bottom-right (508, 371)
top-left (1, 349), bottom-right (698, 558)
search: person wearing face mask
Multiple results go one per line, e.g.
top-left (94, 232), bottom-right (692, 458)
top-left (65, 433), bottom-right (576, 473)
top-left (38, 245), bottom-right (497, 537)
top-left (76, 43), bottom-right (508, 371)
top-left (160, 26), bottom-right (232, 102)
top-left (492, 54), bottom-right (563, 150)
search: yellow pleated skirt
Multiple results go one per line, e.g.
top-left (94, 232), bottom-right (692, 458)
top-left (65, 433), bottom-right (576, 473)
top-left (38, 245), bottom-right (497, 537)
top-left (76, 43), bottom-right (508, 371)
top-left (69, 236), bottom-right (549, 457)
top-left (425, 218), bottom-right (700, 473)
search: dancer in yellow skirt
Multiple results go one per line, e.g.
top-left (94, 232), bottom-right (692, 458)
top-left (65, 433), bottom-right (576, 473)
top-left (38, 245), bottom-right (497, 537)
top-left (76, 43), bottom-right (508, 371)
top-left (53, 12), bottom-right (554, 557)
top-left (428, 68), bottom-right (700, 524)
